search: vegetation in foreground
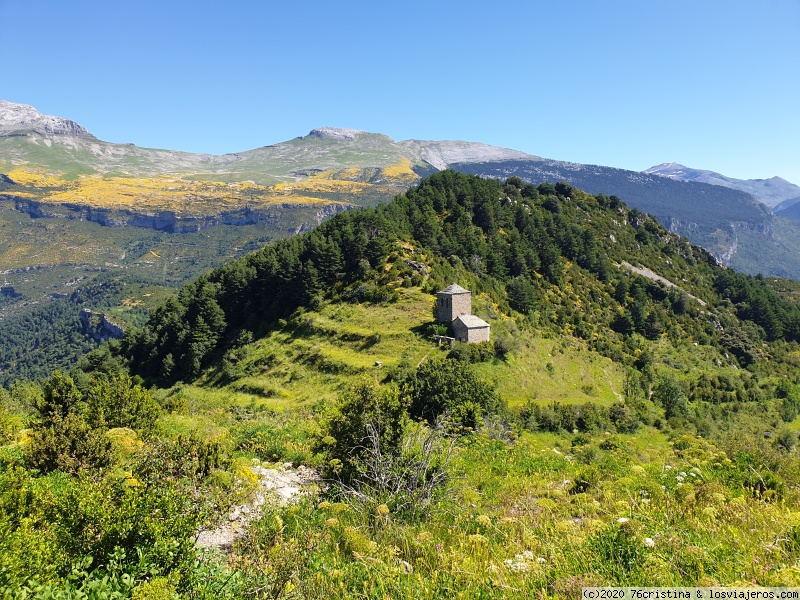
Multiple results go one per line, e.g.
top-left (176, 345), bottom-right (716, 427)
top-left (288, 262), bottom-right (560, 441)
top-left (2, 172), bottom-right (800, 597)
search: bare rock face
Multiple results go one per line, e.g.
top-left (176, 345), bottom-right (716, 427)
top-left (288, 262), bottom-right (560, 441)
top-left (79, 308), bottom-right (124, 341)
top-left (0, 100), bottom-right (92, 137)
top-left (305, 126), bottom-right (366, 141)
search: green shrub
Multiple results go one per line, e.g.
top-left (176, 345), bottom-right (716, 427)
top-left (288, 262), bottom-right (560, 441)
top-left (402, 357), bottom-right (503, 427)
top-left (25, 413), bottom-right (113, 475)
top-left (317, 380), bottom-right (408, 483)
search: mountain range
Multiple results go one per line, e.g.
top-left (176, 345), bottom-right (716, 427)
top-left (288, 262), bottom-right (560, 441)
top-left (4, 101), bottom-right (799, 271)
top-left (3, 99), bottom-right (800, 381)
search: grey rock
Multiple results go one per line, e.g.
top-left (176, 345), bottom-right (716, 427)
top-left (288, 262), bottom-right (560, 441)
top-left (0, 100), bottom-right (92, 137)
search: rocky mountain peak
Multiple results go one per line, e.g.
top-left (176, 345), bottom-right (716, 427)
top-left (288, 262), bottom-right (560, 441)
top-left (0, 100), bottom-right (92, 137)
top-left (305, 127), bottom-right (367, 141)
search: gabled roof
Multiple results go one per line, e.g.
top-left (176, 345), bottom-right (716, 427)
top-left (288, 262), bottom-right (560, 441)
top-left (438, 283), bottom-right (470, 295)
top-left (453, 314), bottom-right (490, 329)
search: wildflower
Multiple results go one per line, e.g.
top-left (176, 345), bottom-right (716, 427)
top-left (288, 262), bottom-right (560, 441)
top-left (537, 557), bottom-right (547, 563)
top-left (415, 531), bottom-right (433, 544)
top-left (376, 504), bottom-right (390, 516)
top-left (475, 514), bottom-right (492, 528)
top-left (617, 517), bottom-right (630, 523)
top-left (325, 518), bottom-right (340, 528)
top-left (318, 501), bottom-right (333, 511)
top-left (468, 533), bottom-right (488, 545)
top-left (644, 537), bottom-right (655, 548)
top-left (504, 559), bottom-right (529, 572)
top-left (436, 543), bottom-right (442, 551)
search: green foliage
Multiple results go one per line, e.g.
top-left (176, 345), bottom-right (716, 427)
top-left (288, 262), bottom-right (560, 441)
top-left (652, 375), bottom-right (690, 421)
top-left (777, 381), bottom-right (800, 422)
top-left (0, 389), bottom-right (21, 445)
top-left (447, 340), bottom-right (496, 364)
top-left (120, 170), bottom-right (800, 406)
top-left (7, 170), bottom-right (800, 595)
top-left (318, 380), bottom-right (409, 483)
top-left (25, 411), bottom-right (113, 475)
top-left (402, 357), bottom-right (503, 427)
top-left (23, 371), bottom-right (160, 475)
top-left (507, 275), bottom-right (539, 314)
top-left (86, 374), bottom-right (160, 433)
top-left (339, 422), bottom-right (454, 520)
top-left (0, 448), bottom-right (227, 595)
top-left (521, 400), bottom-right (624, 433)
top-left (24, 372), bottom-right (113, 474)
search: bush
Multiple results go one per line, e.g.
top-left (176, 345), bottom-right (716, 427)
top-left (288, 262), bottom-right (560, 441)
top-left (609, 402), bottom-right (640, 433)
top-left (447, 341), bottom-right (495, 364)
top-left (652, 375), bottom-right (689, 420)
top-left (336, 422), bottom-right (454, 521)
top-left (25, 412), bottom-right (113, 474)
top-left (402, 358), bottom-right (503, 427)
top-left (317, 380), bottom-right (408, 483)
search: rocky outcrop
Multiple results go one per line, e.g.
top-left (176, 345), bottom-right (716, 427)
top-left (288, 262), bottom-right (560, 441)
top-left (196, 463), bottom-right (320, 552)
top-left (4, 195), bottom-right (353, 233)
top-left (0, 100), bottom-right (93, 137)
top-left (305, 127), bottom-right (367, 141)
top-left (79, 309), bottom-right (124, 342)
top-left (401, 139), bottom-right (536, 171)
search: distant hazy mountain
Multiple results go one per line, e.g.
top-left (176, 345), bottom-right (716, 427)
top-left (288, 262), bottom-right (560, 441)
top-left (644, 162), bottom-right (800, 210)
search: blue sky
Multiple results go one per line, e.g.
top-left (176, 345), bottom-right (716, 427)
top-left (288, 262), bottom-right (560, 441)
top-left (2, 0), bottom-right (798, 183)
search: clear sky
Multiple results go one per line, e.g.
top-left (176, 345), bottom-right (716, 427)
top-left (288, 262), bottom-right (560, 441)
top-left (2, 0), bottom-right (798, 183)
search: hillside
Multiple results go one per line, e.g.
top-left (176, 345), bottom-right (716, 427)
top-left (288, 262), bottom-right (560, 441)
top-left (122, 171), bottom-right (800, 390)
top-left (452, 159), bottom-right (800, 279)
top-left (3, 172), bottom-right (800, 596)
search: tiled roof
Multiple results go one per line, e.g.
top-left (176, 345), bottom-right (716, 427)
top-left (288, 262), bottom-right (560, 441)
top-left (454, 314), bottom-right (490, 329)
top-left (438, 283), bottom-right (470, 295)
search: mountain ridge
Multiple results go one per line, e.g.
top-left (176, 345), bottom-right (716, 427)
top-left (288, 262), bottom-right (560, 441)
top-left (645, 161), bottom-right (800, 209)
top-left (0, 100), bottom-right (534, 183)
top-left (0, 100), bottom-right (93, 138)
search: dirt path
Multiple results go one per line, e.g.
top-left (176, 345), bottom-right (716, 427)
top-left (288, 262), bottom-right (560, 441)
top-left (195, 463), bottom-right (320, 552)
top-left (619, 261), bottom-right (707, 307)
